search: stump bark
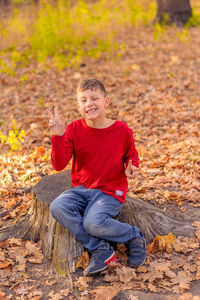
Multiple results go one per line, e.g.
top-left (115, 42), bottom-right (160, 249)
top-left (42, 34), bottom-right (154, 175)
top-left (0, 170), bottom-right (198, 276)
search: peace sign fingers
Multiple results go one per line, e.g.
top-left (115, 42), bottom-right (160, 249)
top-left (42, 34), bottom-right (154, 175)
top-left (47, 106), bottom-right (66, 136)
top-left (54, 106), bottom-right (60, 120)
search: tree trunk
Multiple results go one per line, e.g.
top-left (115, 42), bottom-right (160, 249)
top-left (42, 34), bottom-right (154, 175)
top-left (0, 170), bottom-right (198, 276)
top-left (156, 0), bottom-right (192, 26)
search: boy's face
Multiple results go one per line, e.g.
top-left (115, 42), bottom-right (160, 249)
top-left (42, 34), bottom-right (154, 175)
top-left (76, 88), bottom-right (110, 121)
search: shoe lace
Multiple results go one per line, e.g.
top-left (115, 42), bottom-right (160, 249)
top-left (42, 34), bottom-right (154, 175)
top-left (89, 248), bottom-right (106, 263)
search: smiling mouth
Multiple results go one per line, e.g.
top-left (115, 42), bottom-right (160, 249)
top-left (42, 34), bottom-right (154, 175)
top-left (86, 108), bottom-right (97, 114)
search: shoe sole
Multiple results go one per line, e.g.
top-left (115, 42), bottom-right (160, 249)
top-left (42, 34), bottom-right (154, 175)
top-left (84, 264), bottom-right (108, 276)
top-left (84, 252), bottom-right (116, 276)
top-left (129, 256), bottom-right (146, 267)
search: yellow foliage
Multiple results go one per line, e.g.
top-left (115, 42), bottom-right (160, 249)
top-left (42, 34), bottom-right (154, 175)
top-left (147, 233), bottom-right (176, 254)
top-left (76, 251), bottom-right (89, 270)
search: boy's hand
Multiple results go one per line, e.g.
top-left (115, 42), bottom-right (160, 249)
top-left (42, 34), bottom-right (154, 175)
top-left (47, 106), bottom-right (66, 136)
top-left (125, 160), bottom-right (139, 179)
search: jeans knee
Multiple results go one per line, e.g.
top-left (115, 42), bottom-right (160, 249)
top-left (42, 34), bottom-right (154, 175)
top-left (83, 215), bottom-right (107, 237)
top-left (50, 200), bottom-right (60, 218)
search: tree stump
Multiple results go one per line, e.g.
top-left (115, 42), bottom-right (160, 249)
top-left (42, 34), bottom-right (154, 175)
top-left (0, 170), bottom-right (198, 276)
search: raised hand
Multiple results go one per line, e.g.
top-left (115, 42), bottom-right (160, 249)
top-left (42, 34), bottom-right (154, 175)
top-left (47, 106), bottom-right (66, 136)
top-left (125, 159), bottom-right (139, 179)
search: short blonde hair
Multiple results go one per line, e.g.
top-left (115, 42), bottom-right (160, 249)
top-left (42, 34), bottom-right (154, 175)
top-left (76, 78), bottom-right (107, 97)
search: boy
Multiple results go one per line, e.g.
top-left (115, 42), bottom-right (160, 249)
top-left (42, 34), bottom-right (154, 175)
top-left (48, 78), bottom-right (146, 276)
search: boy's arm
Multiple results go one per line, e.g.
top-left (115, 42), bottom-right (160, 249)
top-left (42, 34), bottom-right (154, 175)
top-left (123, 127), bottom-right (139, 168)
top-left (48, 106), bottom-right (73, 171)
top-left (123, 127), bottom-right (139, 179)
top-left (51, 128), bottom-right (73, 171)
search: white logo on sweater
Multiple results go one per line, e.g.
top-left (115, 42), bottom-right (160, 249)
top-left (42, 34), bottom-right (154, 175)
top-left (115, 190), bottom-right (123, 196)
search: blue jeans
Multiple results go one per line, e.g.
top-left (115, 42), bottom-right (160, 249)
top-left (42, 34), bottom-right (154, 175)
top-left (50, 185), bottom-right (140, 251)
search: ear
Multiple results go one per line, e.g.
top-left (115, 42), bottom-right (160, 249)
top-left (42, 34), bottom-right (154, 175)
top-left (104, 96), bottom-right (110, 107)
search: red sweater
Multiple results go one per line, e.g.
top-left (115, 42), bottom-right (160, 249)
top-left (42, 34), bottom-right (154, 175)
top-left (51, 119), bottom-right (139, 203)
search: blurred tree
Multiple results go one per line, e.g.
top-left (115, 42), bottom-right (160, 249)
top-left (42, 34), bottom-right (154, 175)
top-left (156, 0), bottom-right (192, 26)
top-left (0, 0), bottom-right (10, 6)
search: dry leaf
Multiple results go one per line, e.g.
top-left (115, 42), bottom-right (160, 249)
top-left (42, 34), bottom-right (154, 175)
top-left (147, 233), bottom-right (176, 254)
top-left (59, 289), bottom-right (70, 297)
top-left (173, 241), bottom-right (188, 253)
top-left (25, 241), bottom-right (43, 263)
top-left (33, 146), bottom-right (45, 160)
top-left (176, 293), bottom-right (200, 300)
top-left (92, 284), bottom-right (120, 300)
top-left (103, 274), bottom-right (118, 282)
top-left (48, 290), bottom-right (63, 300)
top-left (137, 265), bottom-right (148, 273)
top-left (0, 291), bottom-right (6, 297)
top-left (76, 251), bottom-right (89, 269)
top-left (0, 259), bottom-right (14, 269)
top-left (115, 266), bottom-right (136, 283)
top-left (74, 276), bottom-right (92, 291)
top-left (116, 243), bottom-right (128, 262)
top-left (8, 238), bottom-right (23, 247)
top-left (132, 64), bottom-right (140, 71)
top-left (171, 270), bottom-right (192, 291)
top-left (196, 266), bottom-right (200, 280)
top-left (165, 270), bottom-right (176, 279)
top-left (148, 282), bottom-right (157, 292)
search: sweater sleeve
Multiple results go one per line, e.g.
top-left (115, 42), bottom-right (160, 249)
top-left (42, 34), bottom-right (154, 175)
top-left (51, 126), bottom-right (74, 171)
top-left (123, 126), bottom-right (139, 168)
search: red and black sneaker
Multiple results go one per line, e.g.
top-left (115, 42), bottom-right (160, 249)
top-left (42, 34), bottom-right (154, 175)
top-left (83, 247), bottom-right (117, 276)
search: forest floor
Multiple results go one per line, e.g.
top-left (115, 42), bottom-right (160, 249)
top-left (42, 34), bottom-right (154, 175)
top-left (0, 24), bottom-right (200, 300)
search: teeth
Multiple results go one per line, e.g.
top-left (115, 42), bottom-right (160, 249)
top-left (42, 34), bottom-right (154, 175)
top-left (87, 109), bottom-right (96, 113)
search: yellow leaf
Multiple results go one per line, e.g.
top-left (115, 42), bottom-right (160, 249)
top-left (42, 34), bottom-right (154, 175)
top-left (33, 146), bottom-right (45, 160)
top-left (132, 64), bottom-right (140, 71)
top-left (147, 233), bottom-right (176, 254)
top-left (76, 251), bottom-right (89, 270)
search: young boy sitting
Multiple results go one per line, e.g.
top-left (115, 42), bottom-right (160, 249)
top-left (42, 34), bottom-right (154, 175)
top-left (48, 78), bottom-right (146, 276)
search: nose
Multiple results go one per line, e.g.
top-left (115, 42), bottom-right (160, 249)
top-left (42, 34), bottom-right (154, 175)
top-left (86, 98), bottom-right (92, 106)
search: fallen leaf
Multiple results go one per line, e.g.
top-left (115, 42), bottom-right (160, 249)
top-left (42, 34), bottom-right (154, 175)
top-left (148, 282), bottom-right (157, 292)
top-left (33, 146), bottom-right (45, 160)
top-left (76, 251), bottom-right (89, 270)
top-left (74, 276), bottom-right (92, 291)
top-left (137, 265), bottom-right (148, 273)
top-left (115, 266), bottom-right (136, 283)
top-left (103, 273), bottom-right (119, 282)
top-left (0, 259), bottom-right (14, 269)
top-left (147, 233), bottom-right (176, 254)
top-left (92, 284), bottom-right (120, 300)
top-left (196, 266), bottom-right (200, 280)
top-left (59, 289), bottom-right (70, 297)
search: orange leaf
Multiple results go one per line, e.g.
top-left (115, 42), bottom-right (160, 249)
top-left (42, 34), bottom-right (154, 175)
top-left (33, 146), bottom-right (45, 160)
top-left (0, 259), bottom-right (14, 269)
top-left (76, 251), bottom-right (89, 269)
top-left (147, 233), bottom-right (176, 254)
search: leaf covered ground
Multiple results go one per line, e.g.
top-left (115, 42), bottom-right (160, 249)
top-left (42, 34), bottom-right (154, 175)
top-left (0, 22), bottom-right (200, 300)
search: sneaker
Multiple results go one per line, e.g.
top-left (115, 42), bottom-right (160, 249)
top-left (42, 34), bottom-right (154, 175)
top-left (83, 247), bottom-right (117, 276)
top-left (127, 232), bottom-right (146, 267)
